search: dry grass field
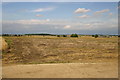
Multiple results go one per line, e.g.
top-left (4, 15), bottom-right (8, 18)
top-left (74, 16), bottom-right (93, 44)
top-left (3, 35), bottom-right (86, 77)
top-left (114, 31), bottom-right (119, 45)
top-left (2, 36), bottom-right (118, 65)
top-left (1, 36), bottom-right (118, 78)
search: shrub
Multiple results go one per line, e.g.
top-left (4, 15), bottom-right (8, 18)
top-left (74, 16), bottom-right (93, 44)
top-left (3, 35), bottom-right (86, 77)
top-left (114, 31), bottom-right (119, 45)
top-left (94, 34), bottom-right (98, 38)
top-left (63, 35), bottom-right (67, 37)
top-left (57, 35), bottom-right (60, 37)
top-left (70, 34), bottom-right (78, 37)
top-left (92, 35), bottom-right (94, 37)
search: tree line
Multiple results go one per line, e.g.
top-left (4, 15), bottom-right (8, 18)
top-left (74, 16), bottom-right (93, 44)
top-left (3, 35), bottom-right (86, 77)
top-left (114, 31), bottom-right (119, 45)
top-left (1, 33), bottom-right (118, 38)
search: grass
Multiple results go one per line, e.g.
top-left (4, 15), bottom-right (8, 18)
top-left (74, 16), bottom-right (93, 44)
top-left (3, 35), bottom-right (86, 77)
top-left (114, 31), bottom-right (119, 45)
top-left (27, 61), bottom-right (71, 64)
top-left (2, 38), bottom-right (13, 54)
top-left (5, 39), bottom-right (13, 47)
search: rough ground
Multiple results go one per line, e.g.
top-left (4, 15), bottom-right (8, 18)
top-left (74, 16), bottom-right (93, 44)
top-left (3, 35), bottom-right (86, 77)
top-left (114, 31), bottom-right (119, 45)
top-left (2, 63), bottom-right (118, 78)
top-left (2, 36), bottom-right (118, 65)
top-left (1, 36), bottom-right (118, 78)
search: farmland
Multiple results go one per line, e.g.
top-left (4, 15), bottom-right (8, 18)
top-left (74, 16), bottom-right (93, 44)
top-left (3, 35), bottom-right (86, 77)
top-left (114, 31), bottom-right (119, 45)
top-left (2, 36), bottom-right (118, 65)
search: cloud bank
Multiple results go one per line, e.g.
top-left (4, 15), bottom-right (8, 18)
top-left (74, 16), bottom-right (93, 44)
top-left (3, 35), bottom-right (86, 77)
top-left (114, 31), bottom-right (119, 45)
top-left (2, 18), bottom-right (118, 34)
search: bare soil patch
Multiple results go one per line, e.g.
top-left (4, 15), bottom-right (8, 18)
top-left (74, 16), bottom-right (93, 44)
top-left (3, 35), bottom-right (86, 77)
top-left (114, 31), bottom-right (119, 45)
top-left (2, 63), bottom-right (118, 78)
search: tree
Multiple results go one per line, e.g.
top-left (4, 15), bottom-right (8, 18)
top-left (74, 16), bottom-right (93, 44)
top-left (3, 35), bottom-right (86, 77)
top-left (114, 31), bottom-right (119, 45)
top-left (63, 35), bottom-right (67, 37)
top-left (92, 35), bottom-right (94, 37)
top-left (70, 34), bottom-right (78, 37)
top-left (94, 34), bottom-right (98, 38)
top-left (57, 35), bottom-right (60, 37)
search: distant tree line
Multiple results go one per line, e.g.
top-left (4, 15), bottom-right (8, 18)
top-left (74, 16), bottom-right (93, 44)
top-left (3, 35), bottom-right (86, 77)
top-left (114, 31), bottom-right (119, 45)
top-left (2, 34), bottom-right (23, 36)
top-left (57, 34), bottom-right (79, 37)
top-left (91, 34), bottom-right (118, 38)
top-left (25, 33), bottom-right (56, 36)
top-left (1, 33), bottom-right (119, 38)
top-left (2, 33), bottom-right (56, 36)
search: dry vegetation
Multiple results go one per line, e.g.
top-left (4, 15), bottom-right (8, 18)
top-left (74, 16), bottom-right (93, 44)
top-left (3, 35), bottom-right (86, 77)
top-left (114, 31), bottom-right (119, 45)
top-left (2, 36), bottom-right (118, 65)
top-left (0, 37), bottom-right (8, 51)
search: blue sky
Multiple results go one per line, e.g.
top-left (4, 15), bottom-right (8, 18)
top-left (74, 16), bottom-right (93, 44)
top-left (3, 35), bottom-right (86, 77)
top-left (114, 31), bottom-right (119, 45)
top-left (2, 2), bottom-right (118, 35)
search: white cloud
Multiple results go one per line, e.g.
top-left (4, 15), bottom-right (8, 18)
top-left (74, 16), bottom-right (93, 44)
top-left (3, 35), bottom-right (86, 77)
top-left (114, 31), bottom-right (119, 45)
top-left (64, 25), bottom-right (71, 29)
top-left (3, 18), bottom-right (117, 32)
top-left (78, 15), bottom-right (90, 18)
top-left (85, 24), bottom-right (91, 26)
top-left (32, 7), bottom-right (55, 12)
top-left (3, 19), bottom-right (50, 25)
top-left (74, 8), bottom-right (91, 13)
top-left (94, 9), bottom-right (109, 14)
top-left (36, 14), bottom-right (43, 17)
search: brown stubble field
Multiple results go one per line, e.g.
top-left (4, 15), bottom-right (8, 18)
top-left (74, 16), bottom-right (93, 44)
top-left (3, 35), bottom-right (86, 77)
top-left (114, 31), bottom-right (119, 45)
top-left (2, 36), bottom-right (118, 65)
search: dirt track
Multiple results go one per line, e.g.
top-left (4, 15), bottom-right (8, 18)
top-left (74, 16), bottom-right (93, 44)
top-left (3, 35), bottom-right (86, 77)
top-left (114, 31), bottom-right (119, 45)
top-left (2, 62), bottom-right (118, 78)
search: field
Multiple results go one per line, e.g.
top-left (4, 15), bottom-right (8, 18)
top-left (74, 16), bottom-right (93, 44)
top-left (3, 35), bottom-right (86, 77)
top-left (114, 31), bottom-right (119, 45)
top-left (1, 36), bottom-right (118, 78)
top-left (2, 36), bottom-right (118, 65)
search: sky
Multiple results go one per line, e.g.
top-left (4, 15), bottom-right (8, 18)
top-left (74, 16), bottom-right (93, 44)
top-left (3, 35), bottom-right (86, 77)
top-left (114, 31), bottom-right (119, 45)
top-left (2, 2), bottom-right (118, 35)
top-left (2, 0), bottom-right (119, 2)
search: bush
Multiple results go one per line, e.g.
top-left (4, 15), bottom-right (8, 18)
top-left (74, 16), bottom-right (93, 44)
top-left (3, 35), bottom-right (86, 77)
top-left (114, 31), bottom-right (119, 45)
top-left (63, 35), bottom-right (67, 37)
top-left (57, 35), bottom-right (60, 37)
top-left (94, 34), bottom-right (98, 38)
top-left (92, 35), bottom-right (94, 37)
top-left (92, 34), bottom-right (98, 38)
top-left (70, 34), bottom-right (78, 37)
